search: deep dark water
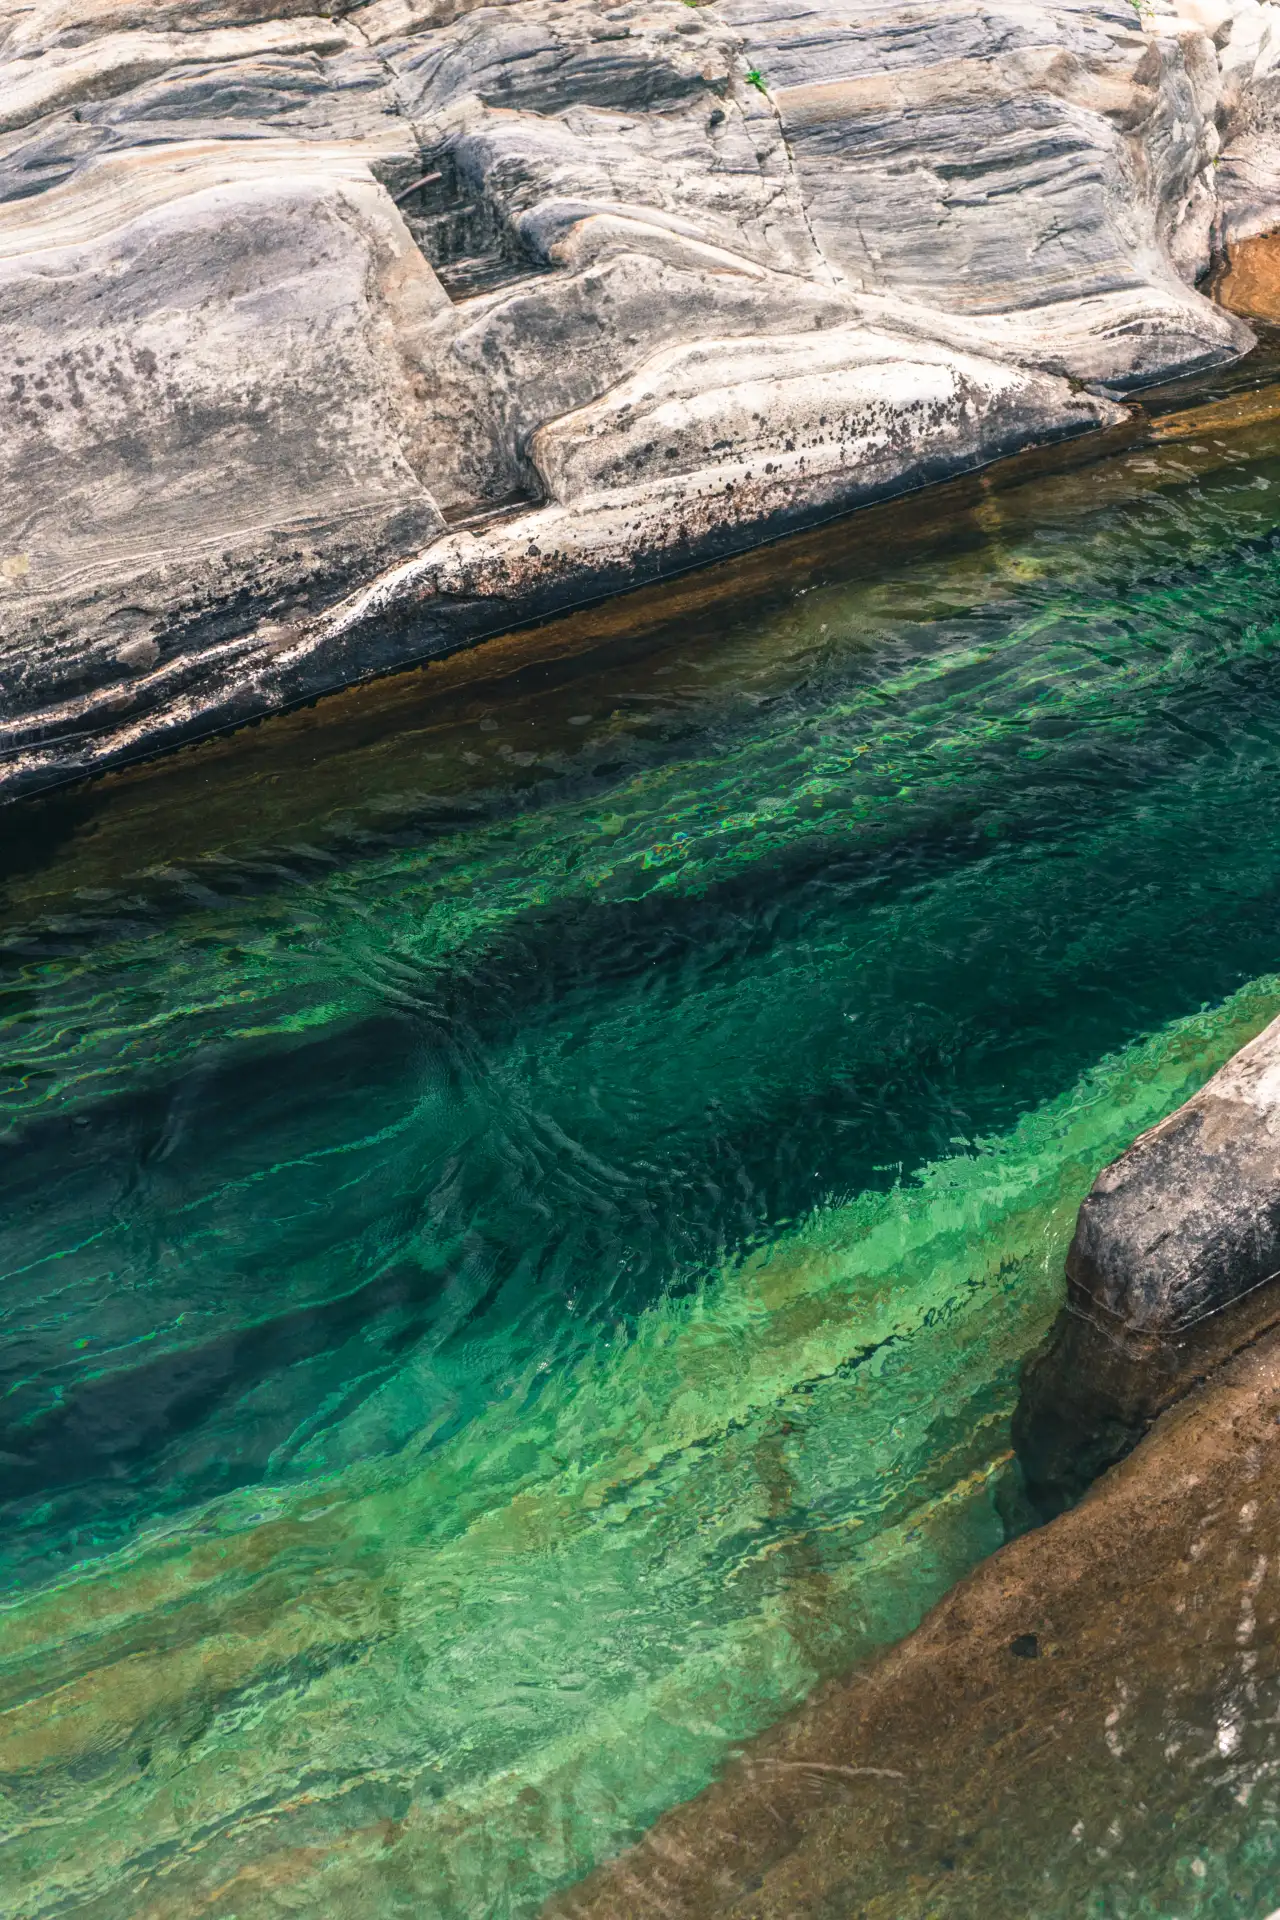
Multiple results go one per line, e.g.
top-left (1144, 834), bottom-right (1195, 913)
top-left (8, 343), bottom-right (1280, 1915)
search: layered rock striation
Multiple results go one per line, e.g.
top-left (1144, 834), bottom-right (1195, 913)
top-left (2, 0), bottom-right (1279, 794)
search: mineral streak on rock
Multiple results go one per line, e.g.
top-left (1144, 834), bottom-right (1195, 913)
top-left (1015, 1010), bottom-right (1280, 1514)
top-left (546, 1328), bottom-right (1280, 1919)
top-left (1213, 220), bottom-right (1280, 312)
top-left (2, 0), bottom-right (1279, 795)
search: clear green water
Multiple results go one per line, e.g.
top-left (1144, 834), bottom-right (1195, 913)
top-left (7, 356), bottom-right (1280, 1914)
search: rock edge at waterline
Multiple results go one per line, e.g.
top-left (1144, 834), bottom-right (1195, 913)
top-left (3, 0), bottom-right (1278, 796)
top-left (1015, 1007), bottom-right (1280, 1510)
top-left (545, 1322), bottom-right (1280, 1919)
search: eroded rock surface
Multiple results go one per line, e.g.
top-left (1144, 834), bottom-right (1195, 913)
top-left (1016, 1009), bottom-right (1280, 1511)
top-left (2, 0), bottom-right (1279, 794)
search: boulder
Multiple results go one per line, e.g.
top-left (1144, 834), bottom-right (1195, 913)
top-left (2, 0), bottom-right (1279, 795)
top-left (1015, 1010), bottom-right (1280, 1512)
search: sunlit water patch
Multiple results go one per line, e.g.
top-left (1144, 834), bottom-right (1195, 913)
top-left (6, 345), bottom-right (1280, 1914)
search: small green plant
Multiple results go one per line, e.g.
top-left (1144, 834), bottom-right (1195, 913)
top-left (746, 67), bottom-right (768, 93)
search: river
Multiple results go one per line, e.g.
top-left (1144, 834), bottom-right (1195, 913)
top-left (6, 317), bottom-right (1280, 1917)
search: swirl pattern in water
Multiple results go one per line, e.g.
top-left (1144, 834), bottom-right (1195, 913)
top-left (6, 345), bottom-right (1280, 1916)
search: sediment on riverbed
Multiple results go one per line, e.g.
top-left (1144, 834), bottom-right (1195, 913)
top-left (547, 1324), bottom-right (1280, 1920)
top-left (4, 0), bottom-right (1279, 797)
top-left (545, 1004), bottom-right (1280, 1916)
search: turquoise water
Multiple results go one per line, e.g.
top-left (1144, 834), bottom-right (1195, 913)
top-left (7, 354), bottom-right (1280, 1914)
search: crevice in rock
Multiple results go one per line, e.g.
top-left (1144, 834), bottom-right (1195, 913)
top-left (344, 7), bottom-right (430, 155)
top-left (344, 9), bottom-right (548, 300)
top-left (391, 148), bottom-right (552, 301)
top-left (440, 488), bottom-right (540, 530)
top-left (753, 77), bottom-right (842, 292)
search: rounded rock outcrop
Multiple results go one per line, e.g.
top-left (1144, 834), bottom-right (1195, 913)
top-left (1015, 1011), bottom-right (1280, 1513)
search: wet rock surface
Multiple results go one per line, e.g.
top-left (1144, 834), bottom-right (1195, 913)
top-left (1016, 1010), bottom-right (1280, 1512)
top-left (4, 0), bottom-right (1280, 795)
top-left (546, 1327), bottom-right (1280, 1920)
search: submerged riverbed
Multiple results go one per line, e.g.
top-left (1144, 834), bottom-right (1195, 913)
top-left (8, 334), bottom-right (1280, 1915)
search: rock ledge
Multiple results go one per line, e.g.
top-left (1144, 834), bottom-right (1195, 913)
top-left (4, 0), bottom-right (1280, 794)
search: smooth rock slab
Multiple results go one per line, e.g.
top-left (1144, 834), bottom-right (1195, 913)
top-left (547, 1327), bottom-right (1280, 1920)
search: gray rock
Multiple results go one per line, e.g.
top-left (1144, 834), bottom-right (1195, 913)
top-left (0, 150), bottom-right (447, 787)
top-left (1015, 1012), bottom-right (1280, 1513)
top-left (0, 0), bottom-right (1276, 795)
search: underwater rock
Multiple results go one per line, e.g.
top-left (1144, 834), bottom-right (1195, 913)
top-left (3, 0), bottom-right (1280, 795)
top-left (1014, 1010), bottom-right (1280, 1513)
top-left (547, 1325), bottom-right (1280, 1919)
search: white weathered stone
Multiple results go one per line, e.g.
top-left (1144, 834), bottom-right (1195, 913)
top-left (2, 0), bottom-right (1279, 794)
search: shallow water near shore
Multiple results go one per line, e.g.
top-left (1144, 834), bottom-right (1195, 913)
top-left (8, 334), bottom-right (1280, 1914)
